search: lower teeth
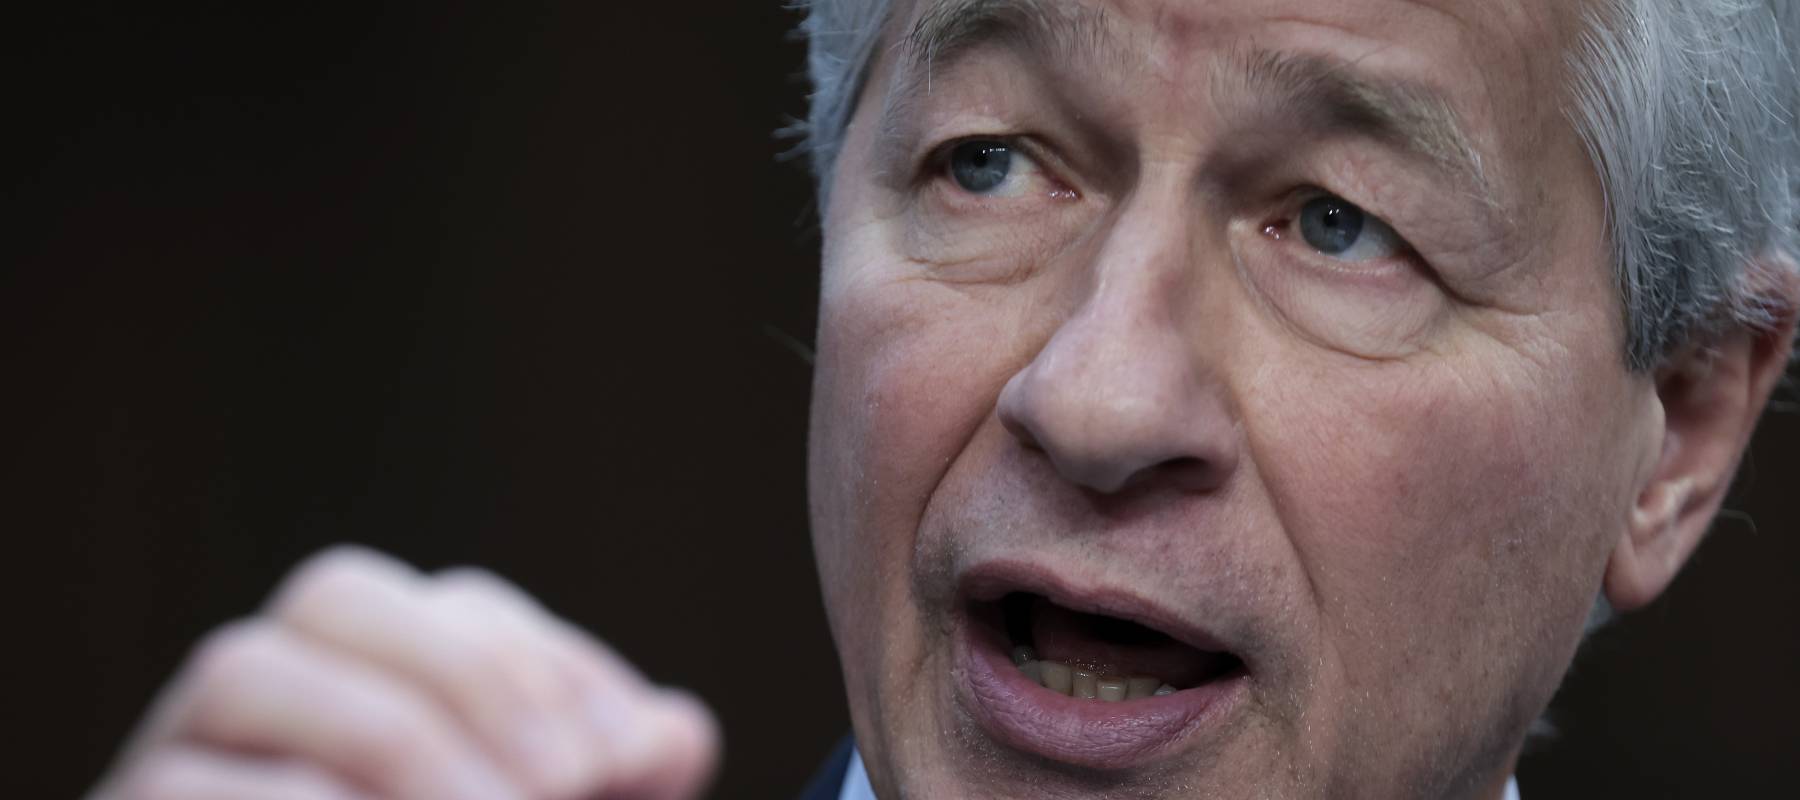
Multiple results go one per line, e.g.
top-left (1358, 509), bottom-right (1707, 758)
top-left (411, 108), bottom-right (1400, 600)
top-left (1011, 645), bottom-right (1176, 700)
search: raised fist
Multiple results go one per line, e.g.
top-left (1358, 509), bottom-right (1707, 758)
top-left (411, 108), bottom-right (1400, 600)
top-left (89, 546), bottom-right (720, 800)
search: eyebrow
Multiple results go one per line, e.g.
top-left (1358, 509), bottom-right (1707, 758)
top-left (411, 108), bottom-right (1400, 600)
top-left (889, 0), bottom-right (1495, 196)
top-left (1226, 49), bottom-right (1492, 195)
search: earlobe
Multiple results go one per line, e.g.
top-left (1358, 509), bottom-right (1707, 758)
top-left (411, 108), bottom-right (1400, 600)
top-left (1608, 470), bottom-right (1696, 610)
top-left (1606, 263), bottom-right (1800, 611)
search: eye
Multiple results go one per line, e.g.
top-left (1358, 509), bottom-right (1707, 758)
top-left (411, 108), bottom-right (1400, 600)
top-left (946, 139), bottom-right (1038, 198)
top-left (1295, 195), bottom-right (1404, 262)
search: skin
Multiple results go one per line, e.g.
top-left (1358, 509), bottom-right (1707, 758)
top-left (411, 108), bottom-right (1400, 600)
top-left (89, 1), bottom-right (1797, 798)
top-left (88, 547), bottom-right (722, 800)
top-left (808, 0), bottom-right (1798, 798)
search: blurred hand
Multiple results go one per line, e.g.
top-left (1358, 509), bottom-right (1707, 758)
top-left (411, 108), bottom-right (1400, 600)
top-left (88, 546), bottom-right (720, 800)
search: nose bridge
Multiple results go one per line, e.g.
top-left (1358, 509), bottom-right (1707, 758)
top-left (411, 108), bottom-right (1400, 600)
top-left (1048, 216), bottom-right (1190, 408)
top-left (997, 185), bottom-right (1239, 496)
top-left (1062, 174), bottom-right (1203, 347)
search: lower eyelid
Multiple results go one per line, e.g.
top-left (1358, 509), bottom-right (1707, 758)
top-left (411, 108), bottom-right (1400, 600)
top-left (1271, 230), bottom-right (1416, 279)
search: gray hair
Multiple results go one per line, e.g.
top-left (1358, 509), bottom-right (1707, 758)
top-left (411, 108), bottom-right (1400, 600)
top-left (1567, 0), bottom-right (1800, 368)
top-left (794, 0), bottom-right (1800, 368)
top-left (794, 0), bottom-right (892, 199)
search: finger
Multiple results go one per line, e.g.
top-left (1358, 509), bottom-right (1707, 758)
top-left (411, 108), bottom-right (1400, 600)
top-left (101, 745), bottom-right (370, 800)
top-left (172, 622), bottom-right (525, 800)
top-left (431, 565), bottom-right (649, 689)
top-left (594, 687), bottom-right (723, 800)
top-left (270, 547), bottom-right (593, 795)
top-left (433, 568), bottom-right (722, 799)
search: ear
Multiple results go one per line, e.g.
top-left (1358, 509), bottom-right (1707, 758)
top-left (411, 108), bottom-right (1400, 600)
top-left (1606, 262), bottom-right (1800, 611)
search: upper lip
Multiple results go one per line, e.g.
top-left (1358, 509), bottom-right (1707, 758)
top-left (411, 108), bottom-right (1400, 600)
top-left (959, 559), bottom-right (1238, 658)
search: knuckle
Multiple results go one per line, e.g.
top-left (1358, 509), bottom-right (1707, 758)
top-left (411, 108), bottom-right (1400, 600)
top-left (187, 620), bottom-right (280, 693)
top-left (446, 625), bottom-right (587, 734)
top-left (176, 622), bottom-right (290, 735)
top-left (271, 545), bottom-right (399, 620)
top-left (433, 565), bottom-right (537, 612)
top-left (429, 572), bottom-right (574, 694)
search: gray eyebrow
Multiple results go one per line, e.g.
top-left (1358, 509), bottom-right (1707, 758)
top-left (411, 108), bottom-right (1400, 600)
top-left (886, 0), bottom-right (1496, 200)
top-left (1224, 48), bottom-right (1495, 198)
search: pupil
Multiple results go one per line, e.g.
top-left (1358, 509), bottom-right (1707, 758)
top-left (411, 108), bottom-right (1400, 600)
top-left (1299, 196), bottom-right (1365, 255)
top-left (951, 141), bottom-right (1012, 194)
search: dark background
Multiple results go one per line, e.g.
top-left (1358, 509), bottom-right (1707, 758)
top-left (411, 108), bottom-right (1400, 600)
top-left (9, 3), bottom-right (1796, 797)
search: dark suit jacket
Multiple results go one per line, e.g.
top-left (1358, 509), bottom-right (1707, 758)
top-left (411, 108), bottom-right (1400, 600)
top-left (797, 735), bottom-right (855, 800)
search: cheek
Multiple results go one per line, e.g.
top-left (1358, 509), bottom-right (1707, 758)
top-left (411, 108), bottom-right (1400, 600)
top-left (1245, 336), bottom-right (1637, 709)
top-left (808, 234), bottom-right (1046, 663)
top-left (1256, 352), bottom-right (1621, 613)
top-left (811, 271), bottom-right (1011, 536)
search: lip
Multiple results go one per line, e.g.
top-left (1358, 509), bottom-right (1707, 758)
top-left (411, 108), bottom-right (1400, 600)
top-left (952, 560), bottom-right (1249, 770)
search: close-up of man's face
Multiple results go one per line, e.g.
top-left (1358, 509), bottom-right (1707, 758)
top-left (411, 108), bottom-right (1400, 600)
top-left (35, 2), bottom-right (1798, 799)
top-left (805, 0), bottom-right (1792, 797)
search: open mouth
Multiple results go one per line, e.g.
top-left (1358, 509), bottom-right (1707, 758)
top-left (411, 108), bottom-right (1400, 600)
top-left (990, 592), bottom-right (1244, 700)
top-left (953, 565), bottom-right (1250, 769)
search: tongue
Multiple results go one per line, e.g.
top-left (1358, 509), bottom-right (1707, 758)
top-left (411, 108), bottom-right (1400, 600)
top-left (1029, 596), bottom-right (1223, 688)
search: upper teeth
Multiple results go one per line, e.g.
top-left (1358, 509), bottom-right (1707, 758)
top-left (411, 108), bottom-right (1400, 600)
top-left (1011, 645), bottom-right (1176, 700)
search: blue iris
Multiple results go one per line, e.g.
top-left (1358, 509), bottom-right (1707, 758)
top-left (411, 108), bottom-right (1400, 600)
top-left (949, 141), bottom-right (1014, 194)
top-left (1298, 196), bottom-right (1367, 255)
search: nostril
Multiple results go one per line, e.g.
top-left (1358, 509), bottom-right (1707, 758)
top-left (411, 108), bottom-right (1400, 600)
top-left (1102, 456), bottom-right (1226, 496)
top-left (1158, 454), bottom-right (1233, 493)
top-left (1159, 457), bottom-right (1212, 490)
top-left (1163, 456), bottom-right (1205, 471)
top-left (1001, 412), bottom-right (1043, 451)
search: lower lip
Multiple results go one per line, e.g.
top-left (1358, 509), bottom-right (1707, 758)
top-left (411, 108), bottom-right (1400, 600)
top-left (953, 611), bottom-right (1246, 770)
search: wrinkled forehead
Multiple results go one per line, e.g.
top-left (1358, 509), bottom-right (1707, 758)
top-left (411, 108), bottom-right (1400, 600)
top-left (885, 0), bottom-right (1583, 68)
top-left (871, 0), bottom-right (1589, 198)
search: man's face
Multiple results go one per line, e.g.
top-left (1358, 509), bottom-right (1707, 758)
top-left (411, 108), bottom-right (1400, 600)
top-left (807, 0), bottom-right (1661, 797)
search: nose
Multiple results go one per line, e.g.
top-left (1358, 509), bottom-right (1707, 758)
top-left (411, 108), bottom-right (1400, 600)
top-left (996, 210), bottom-right (1239, 496)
